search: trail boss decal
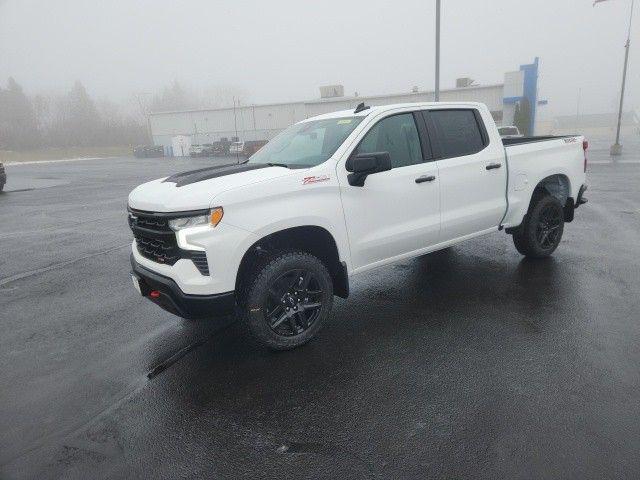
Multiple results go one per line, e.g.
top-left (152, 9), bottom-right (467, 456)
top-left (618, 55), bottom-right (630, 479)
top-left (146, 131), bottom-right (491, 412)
top-left (302, 175), bottom-right (330, 185)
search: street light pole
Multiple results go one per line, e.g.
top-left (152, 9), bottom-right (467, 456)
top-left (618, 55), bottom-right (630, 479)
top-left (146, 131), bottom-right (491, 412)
top-left (611, 0), bottom-right (635, 156)
top-left (435, 0), bottom-right (441, 102)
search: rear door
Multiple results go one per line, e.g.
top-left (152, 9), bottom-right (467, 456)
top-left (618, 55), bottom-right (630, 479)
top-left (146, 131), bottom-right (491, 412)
top-left (338, 111), bottom-right (440, 272)
top-left (422, 108), bottom-right (507, 242)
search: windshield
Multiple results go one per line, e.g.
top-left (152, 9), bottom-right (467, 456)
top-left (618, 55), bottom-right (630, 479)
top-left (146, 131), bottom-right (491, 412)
top-left (248, 117), bottom-right (364, 168)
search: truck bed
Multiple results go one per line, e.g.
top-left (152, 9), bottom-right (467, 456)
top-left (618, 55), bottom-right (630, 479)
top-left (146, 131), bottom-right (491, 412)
top-left (501, 134), bottom-right (586, 229)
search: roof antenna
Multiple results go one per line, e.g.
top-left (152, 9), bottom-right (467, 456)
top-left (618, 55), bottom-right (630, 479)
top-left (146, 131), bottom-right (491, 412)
top-left (354, 102), bottom-right (370, 114)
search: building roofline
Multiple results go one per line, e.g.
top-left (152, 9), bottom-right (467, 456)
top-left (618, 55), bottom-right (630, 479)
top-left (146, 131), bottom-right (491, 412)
top-left (149, 83), bottom-right (504, 116)
top-left (305, 83), bottom-right (503, 104)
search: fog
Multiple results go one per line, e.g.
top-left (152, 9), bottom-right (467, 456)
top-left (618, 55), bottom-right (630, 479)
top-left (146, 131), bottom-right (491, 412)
top-left (0, 0), bottom-right (637, 116)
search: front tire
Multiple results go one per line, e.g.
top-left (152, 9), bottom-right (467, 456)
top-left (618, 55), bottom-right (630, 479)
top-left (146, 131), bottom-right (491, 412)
top-left (238, 251), bottom-right (333, 350)
top-left (513, 194), bottom-right (565, 258)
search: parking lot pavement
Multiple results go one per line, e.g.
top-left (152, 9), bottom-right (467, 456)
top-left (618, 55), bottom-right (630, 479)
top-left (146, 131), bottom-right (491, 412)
top-left (1, 151), bottom-right (639, 479)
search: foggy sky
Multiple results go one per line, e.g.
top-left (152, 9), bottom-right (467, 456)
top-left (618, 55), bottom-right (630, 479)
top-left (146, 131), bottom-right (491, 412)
top-left (0, 0), bottom-right (637, 116)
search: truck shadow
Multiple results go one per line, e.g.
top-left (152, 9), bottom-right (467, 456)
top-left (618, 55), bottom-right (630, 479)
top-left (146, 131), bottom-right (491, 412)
top-left (160, 243), bottom-right (580, 403)
top-left (132, 242), bottom-right (587, 480)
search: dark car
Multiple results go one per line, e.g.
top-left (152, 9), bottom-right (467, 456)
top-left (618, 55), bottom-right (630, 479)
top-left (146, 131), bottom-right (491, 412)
top-left (200, 143), bottom-right (216, 156)
top-left (243, 140), bottom-right (268, 157)
top-left (0, 162), bottom-right (6, 192)
top-left (212, 140), bottom-right (230, 156)
top-left (133, 145), bottom-right (164, 158)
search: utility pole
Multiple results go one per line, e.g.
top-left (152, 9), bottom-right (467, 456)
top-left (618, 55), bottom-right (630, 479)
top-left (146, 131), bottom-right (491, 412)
top-left (435, 0), bottom-right (441, 102)
top-left (611, 0), bottom-right (635, 156)
top-left (576, 88), bottom-right (582, 123)
top-left (232, 96), bottom-right (238, 141)
top-left (252, 104), bottom-right (257, 141)
top-left (232, 96), bottom-right (239, 163)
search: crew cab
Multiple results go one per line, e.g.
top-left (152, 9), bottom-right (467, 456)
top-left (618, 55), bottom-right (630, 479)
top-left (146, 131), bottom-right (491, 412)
top-left (128, 102), bottom-right (588, 350)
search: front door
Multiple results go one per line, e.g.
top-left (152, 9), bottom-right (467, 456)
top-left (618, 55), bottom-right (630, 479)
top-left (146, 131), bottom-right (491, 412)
top-left (338, 112), bottom-right (441, 273)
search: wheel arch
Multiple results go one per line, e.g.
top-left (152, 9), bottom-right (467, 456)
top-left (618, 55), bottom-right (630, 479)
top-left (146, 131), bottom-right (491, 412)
top-left (235, 225), bottom-right (349, 298)
top-left (532, 173), bottom-right (572, 206)
top-left (506, 173), bottom-right (573, 234)
top-left (532, 174), bottom-right (576, 222)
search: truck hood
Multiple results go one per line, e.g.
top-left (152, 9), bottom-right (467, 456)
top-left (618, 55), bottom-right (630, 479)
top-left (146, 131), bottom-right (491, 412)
top-left (128, 163), bottom-right (293, 212)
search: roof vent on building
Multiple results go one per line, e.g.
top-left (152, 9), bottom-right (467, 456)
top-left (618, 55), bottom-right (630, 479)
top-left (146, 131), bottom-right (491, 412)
top-left (319, 85), bottom-right (345, 99)
top-left (456, 77), bottom-right (476, 88)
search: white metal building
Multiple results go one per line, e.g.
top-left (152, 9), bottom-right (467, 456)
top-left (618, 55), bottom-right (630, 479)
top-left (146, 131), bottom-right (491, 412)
top-left (149, 59), bottom-right (541, 152)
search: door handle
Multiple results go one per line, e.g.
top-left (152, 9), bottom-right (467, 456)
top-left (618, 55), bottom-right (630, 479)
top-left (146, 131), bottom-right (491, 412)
top-left (486, 163), bottom-right (502, 170)
top-left (415, 175), bottom-right (436, 184)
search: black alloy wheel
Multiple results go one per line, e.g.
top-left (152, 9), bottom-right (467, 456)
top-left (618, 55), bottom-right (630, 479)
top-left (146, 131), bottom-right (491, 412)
top-left (536, 203), bottom-right (563, 250)
top-left (512, 194), bottom-right (565, 258)
top-left (264, 269), bottom-right (323, 337)
top-left (238, 251), bottom-right (334, 350)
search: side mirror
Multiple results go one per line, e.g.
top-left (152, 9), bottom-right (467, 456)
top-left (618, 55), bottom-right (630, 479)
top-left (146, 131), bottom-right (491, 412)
top-left (345, 152), bottom-right (392, 187)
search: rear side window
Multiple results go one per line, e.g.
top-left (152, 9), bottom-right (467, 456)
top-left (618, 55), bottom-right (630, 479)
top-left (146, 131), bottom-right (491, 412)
top-left (355, 113), bottom-right (423, 168)
top-left (427, 109), bottom-right (486, 158)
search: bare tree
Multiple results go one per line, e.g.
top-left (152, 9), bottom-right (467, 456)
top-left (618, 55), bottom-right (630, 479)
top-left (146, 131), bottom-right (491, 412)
top-left (200, 85), bottom-right (250, 109)
top-left (0, 77), bottom-right (40, 149)
top-left (151, 80), bottom-right (196, 112)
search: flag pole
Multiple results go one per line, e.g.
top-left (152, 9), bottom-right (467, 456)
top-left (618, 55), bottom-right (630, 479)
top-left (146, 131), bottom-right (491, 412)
top-left (435, 0), bottom-right (441, 102)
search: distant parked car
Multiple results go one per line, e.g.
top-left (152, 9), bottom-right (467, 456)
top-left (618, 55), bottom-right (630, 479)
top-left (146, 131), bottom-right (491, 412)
top-left (229, 141), bottom-right (245, 155)
top-left (242, 140), bottom-right (268, 157)
top-left (133, 145), bottom-right (164, 158)
top-left (189, 144), bottom-right (205, 157)
top-left (217, 138), bottom-right (231, 155)
top-left (212, 142), bottom-right (228, 156)
top-left (200, 143), bottom-right (216, 156)
top-left (498, 126), bottom-right (524, 139)
top-left (0, 162), bottom-right (6, 192)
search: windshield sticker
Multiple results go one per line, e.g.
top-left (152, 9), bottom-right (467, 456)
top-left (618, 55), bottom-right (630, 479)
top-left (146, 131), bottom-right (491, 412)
top-left (337, 119), bottom-right (352, 125)
top-left (303, 175), bottom-right (330, 185)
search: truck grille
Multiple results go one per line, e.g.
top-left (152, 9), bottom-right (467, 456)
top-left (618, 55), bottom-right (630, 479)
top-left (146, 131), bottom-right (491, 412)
top-left (128, 208), bottom-right (210, 276)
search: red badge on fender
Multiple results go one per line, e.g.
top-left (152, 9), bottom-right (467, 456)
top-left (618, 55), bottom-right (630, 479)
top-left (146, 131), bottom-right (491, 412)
top-left (303, 175), bottom-right (329, 185)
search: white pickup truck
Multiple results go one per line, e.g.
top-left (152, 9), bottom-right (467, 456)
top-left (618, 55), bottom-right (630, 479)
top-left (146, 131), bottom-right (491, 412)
top-left (128, 102), bottom-right (588, 350)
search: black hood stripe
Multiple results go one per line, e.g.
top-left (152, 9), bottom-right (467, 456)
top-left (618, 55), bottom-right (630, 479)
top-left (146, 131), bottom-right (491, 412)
top-left (163, 163), bottom-right (271, 187)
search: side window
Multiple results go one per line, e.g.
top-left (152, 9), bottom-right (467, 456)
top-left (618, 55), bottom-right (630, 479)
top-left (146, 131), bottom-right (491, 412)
top-left (428, 109), bottom-right (486, 158)
top-left (355, 113), bottom-right (423, 168)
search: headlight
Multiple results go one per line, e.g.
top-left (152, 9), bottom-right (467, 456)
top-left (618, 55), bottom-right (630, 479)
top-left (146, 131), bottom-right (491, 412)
top-left (168, 207), bottom-right (224, 231)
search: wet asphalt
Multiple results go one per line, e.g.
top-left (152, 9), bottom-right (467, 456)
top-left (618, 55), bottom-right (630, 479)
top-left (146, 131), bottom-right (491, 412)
top-left (0, 150), bottom-right (639, 479)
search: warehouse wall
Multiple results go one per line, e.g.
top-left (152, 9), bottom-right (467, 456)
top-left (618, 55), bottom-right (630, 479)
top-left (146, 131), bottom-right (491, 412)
top-left (150, 84), bottom-right (505, 148)
top-left (150, 102), bottom-right (307, 147)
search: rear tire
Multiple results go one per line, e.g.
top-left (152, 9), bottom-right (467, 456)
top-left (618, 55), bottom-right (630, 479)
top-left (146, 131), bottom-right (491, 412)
top-left (512, 194), bottom-right (565, 258)
top-left (238, 251), bottom-right (333, 350)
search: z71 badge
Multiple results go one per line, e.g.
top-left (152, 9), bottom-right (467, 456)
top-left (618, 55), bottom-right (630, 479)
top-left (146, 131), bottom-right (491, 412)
top-left (302, 175), bottom-right (330, 185)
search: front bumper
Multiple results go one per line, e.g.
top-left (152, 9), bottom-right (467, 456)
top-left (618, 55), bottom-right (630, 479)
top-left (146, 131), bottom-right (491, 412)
top-left (131, 255), bottom-right (235, 319)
